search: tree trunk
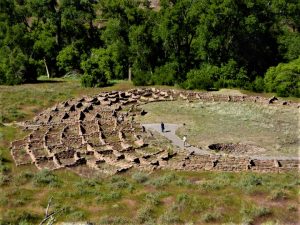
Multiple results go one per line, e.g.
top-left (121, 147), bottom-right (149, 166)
top-left (128, 67), bottom-right (132, 81)
top-left (44, 58), bottom-right (50, 79)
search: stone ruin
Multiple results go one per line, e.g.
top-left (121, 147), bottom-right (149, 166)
top-left (10, 88), bottom-right (299, 175)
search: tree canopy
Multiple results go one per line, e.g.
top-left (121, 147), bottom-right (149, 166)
top-left (0, 0), bottom-right (299, 96)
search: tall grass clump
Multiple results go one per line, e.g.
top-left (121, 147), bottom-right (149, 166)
top-left (132, 172), bottom-right (149, 184)
top-left (201, 211), bottom-right (221, 223)
top-left (135, 205), bottom-right (155, 224)
top-left (269, 189), bottom-right (288, 200)
top-left (99, 216), bottom-right (132, 225)
top-left (145, 191), bottom-right (169, 206)
top-left (241, 203), bottom-right (272, 224)
top-left (96, 191), bottom-right (122, 203)
top-left (109, 176), bottom-right (131, 189)
top-left (236, 173), bottom-right (263, 193)
top-left (33, 169), bottom-right (61, 187)
top-left (148, 172), bottom-right (177, 188)
top-left (158, 204), bottom-right (182, 224)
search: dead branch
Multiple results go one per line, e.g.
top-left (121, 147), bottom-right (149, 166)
top-left (39, 197), bottom-right (64, 225)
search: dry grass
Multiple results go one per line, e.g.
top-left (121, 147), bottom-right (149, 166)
top-left (0, 78), bottom-right (134, 123)
top-left (137, 100), bottom-right (299, 157)
top-left (0, 79), bottom-right (299, 224)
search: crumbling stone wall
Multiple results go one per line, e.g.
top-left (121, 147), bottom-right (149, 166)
top-left (10, 88), bottom-right (299, 175)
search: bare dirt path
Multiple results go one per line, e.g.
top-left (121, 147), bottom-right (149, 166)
top-left (142, 123), bottom-right (211, 155)
top-left (142, 123), bottom-right (299, 160)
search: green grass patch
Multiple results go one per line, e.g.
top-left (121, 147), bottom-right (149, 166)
top-left (0, 79), bottom-right (299, 224)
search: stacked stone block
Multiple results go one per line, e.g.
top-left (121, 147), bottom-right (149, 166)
top-left (10, 88), bottom-right (299, 175)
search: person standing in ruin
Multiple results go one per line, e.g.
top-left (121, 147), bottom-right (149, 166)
top-left (183, 135), bottom-right (187, 147)
top-left (161, 122), bottom-right (165, 133)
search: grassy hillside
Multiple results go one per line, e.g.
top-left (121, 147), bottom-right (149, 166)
top-left (0, 78), bottom-right (299, 224)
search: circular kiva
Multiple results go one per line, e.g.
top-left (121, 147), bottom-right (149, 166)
top-left (10, 88), bottom-right (299, 175)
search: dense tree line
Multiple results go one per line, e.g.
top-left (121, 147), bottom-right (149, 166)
top-left (0, 0), bottom-right (299, 96)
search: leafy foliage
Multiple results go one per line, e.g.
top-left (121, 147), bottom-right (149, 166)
top-left (264, 57), bottom-right (300, 97)
top-left (0, 0), bottom-right (299, 96)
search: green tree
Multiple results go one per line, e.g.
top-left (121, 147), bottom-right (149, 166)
top-left (80, 49), bottom-right (108, 87)
top-left (155, 0), bottom-right (201, 82)
top-left (264, 57), bottom-right (300, 97)
top-left (0, 1), bottom-right (38, 84)
top-left (99, 0), bottom-right (148, 80)
top-left (194, 0), bottom-right (279, 79)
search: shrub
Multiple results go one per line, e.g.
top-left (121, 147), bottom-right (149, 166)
top-left (66, 210), bottom-right (87, 220)
top-left (253, 76), bottom-right (265, 92)
top-left (80, 71), bottom-right (107, 88)
top-left (145, 192), bottom-right (166, 206)
top-left (0, 159), bottom-right (10, 174)
top-left (0, 174), bottom-right (11, 186)
top-left (219, 59), bottom-right (248, 88)
top-left (33, 169), bottom-right (61, 187)
top-left (151, 62), bottom-right (178, 85)
top-left (135, 205), bottom-right (155, 224)
top-left (175, 193), bottom-right (190, 211)
top-left (241, 204), bottom-right (272, 223)
top-left (158, 205), bottom-right (181, 224)
top-left (132, 172), bottom-right (149, 184)
top-left (80, 55), bottom-right (108, 87)
top-left (184, 65), bottom-right (216, 90)
top-left (201, 212), bottom-right (221, 223)
top-left (175, 176), bottom-right (192, 187)
top-left (254, 207), bottom-right (272, 217)
top-left (15, 171), bottom-right (34, 185)
top-left (132, 69), bottom-right (152, 86)
top-left (81, 74), bottom-right (94, 87)
top-left (287, 205), bottom-right (297, 212)
top-left (148, 172), bottom-right (177, 188)
top-left (75, 178), bottom-right (100, 189)
top-left (56, 43), bottom-right (80, 73)
top-left (0, 47), bottom-right (37, 85)
top-left (96, 191), bottom-right (122, 202)
top-left (236, 174), bottom-right (262, 192)
top-left (269, 189), bottom-right (288, 200)
top-left (264, 57), bottom-right (300, 97)
top-left (110, 176), bottom-right (130, 189)
top-left (0, 210), bottom-right (38, 225)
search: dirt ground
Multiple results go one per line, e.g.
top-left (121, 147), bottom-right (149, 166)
top-left (137, 100), bottom-right (299, 157)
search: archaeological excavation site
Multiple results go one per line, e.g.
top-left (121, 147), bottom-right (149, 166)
top-left (10, 88), bottom-right (300, 176)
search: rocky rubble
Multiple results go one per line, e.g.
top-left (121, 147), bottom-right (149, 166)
top-left (10, 88), bottom-right (299, 175)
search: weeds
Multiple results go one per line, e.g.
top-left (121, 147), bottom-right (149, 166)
top-left (158, 204), bottom-right (181, 224)
top-left (110, 176), bottom-right (130, 189)
top-left (66, 210), bottom-right (87, 221)
top-left (201, 211), bottom-right (221, 223)
top-left (99, 216), bottom-right (132, 225)
top-left (15, 171), bottom-right (34, 185)
top-left (132, 172), bottom-right (149, 184)
top-left (33, 169), bottom-right (61, 187)
top-left (287, 205), bottom-right (297, 212)
top-left (96, 191), bottom-right (122, 203)
top-left (241, 203), bottom-right (272, 224)
top-left (145, 191), bottom-right (168, 206)
top-left (236, 174), bottom-right (263, 193)
top-left (0, 210), bottom-right (39, 225)
top-left (147, 172), bottom-right (177, 188)
top-left (0, 174), bottom-right (11, 186)
top-left (135, 205), bottom-right (155, 224)
top-left (269, 189), bottom-right (288, 200)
